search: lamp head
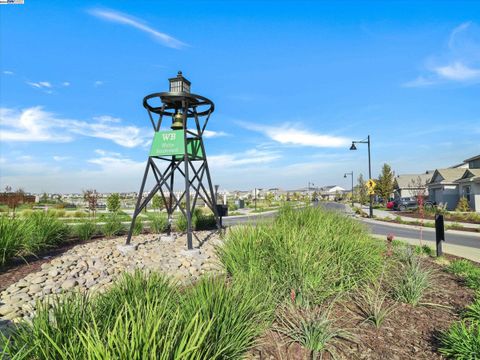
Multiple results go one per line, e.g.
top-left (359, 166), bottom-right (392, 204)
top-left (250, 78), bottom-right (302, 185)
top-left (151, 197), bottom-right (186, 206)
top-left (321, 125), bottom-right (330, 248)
top-left (349, 142), bottom-right (357, 151)
top-left (344, 174), bottom-right (347, 178)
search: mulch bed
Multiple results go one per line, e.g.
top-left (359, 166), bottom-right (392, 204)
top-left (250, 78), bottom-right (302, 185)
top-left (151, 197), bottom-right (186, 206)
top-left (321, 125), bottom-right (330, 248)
top-left (250, 257), bottom-right (475, 359)
top-left (397, 211), bottom-right (480, 225)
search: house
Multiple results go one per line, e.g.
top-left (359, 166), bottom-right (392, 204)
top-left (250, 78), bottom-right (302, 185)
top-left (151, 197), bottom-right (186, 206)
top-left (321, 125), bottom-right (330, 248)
top-left (427, 168), bottom-right (466, 210)
top-left (456, 169), bottom-right (480, 212)
top-left (393, 172), bottom-right (432, 198)
top-left (319, 185), bottom-right (346, 200)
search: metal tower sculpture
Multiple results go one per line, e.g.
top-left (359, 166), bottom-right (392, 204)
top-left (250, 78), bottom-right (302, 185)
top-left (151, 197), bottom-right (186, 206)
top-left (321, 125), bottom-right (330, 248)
top-left (126, 71), bottom-right (220, 249)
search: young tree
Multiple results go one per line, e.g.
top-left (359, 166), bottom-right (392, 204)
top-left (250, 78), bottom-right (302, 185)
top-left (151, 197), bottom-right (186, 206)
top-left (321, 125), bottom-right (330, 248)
top-left (83, 189), bottom-right (98, 219)
top-left (356, 173), bottom-right (368, 205)
top-left (152, 194), bottom-right (164, 211)
top-left (106, 193), bottom-right (121, 213)
top-left (376, 163), bottom-right (394, 204)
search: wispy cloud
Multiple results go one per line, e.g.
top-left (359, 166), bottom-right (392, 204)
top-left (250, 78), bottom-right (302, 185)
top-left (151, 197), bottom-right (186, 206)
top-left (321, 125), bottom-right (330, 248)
top-left (433, 61), bottom-right (480, 81)
top-left (94, 80), bottom-right (104, 87)
top-left (404, 22), bottom-right (480, 87)
top-left (62, 81), bottom-right (71, 87)
top-left (238, 121), bottom-right (349, 148)
top-left (88, 8), bottom-right (186, 49)
top-left (203, 130), bottom-right (229, 138)
top-left (3, 71), bottom-right (14, 75)
top-left (209, 149), bottom-right (281, 168)
top-left (0, 106), bottom-right (149, 148)
top-left (53, 156), bottom-right (70, 161)
top-left (26, 81), bottom-right (53, 93)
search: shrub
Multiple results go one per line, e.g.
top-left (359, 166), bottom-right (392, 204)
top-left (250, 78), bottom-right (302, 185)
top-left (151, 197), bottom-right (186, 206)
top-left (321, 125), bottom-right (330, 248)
top-left (392, 250), bottom-right (431, 306)
top-left (181, 276), bottom-right (274, 358)
top-left (133, 218), bottom-right (144, 236)
top-left (22, 212), bottom-right (69, 254)
top-left (102, 214), bottom-right (125, 237)
top-left (274, 306), bottom-right (350, 359)
top-left (440, 321), bottom-right (480, 358)
top-left (1, 271), bottom-right (271, 359)
top-left (0, 216), bottom-right (27, 265)
top-left (75, 220), bottom-right (97, 241)
top-left (175, 213), bottom-right (188, 232)
top-left (456, 197), bottom-right (471, 212)
top-left (354, 274), bottom-right (395, 328)
top-left (217, 205), bottom-right (384, 304)
top-left (147, 213), bottom-right (169, 233)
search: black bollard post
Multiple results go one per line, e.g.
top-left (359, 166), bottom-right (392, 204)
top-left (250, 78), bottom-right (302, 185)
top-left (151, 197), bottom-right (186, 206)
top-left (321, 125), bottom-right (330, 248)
top-left (435, 214), bottom-right (445, 257)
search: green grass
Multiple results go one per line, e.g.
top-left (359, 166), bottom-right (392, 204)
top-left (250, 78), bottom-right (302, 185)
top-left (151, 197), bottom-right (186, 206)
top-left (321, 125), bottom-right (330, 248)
top-left (1, 271), bottom-right (272, 359)
top-left (217, 205), bottom-right (384, 305)
top-left (0, 213), bottom-right (69, 265)
top-left (440, 320), bottom-right (480, 359)
top-left (447, 259), bottom-right (480, 291)
top-left (0, 216), bottom-right (26, 266)
top-left (147, 213), bottom-right (169, 233)
top-left (274, 306), bottom-right (350, 359)
top-left (74, 220), bottom-right (98, 241)
top-left (102, 214), bottom-right (125, 237)
top-left (392, 247), bottom-right (431, 306)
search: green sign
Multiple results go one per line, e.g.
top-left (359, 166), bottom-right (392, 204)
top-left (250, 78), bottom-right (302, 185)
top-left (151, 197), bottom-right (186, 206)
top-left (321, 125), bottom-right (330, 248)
top-left (149, 130), bottom-right (185, 157)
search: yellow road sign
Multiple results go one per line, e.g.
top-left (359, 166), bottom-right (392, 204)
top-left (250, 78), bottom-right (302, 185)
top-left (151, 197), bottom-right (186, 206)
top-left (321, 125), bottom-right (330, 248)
top-left (366, 179), bottom-right (376, 189)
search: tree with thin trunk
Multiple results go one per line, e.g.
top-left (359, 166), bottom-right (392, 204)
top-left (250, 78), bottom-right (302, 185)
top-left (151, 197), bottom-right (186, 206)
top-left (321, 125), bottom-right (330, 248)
top-left (83, 189), bottom-right (98, 219)
top-left (356, 174), bottom-right (368, 205)
top-left (106, 193), bottom-right (121, 213)
top-left (376, 163), bottom-right (394, 204)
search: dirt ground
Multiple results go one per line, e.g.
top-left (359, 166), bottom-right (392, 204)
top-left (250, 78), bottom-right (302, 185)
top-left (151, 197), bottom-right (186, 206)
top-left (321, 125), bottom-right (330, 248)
top-left (250, 257), bottom-right (475, 360)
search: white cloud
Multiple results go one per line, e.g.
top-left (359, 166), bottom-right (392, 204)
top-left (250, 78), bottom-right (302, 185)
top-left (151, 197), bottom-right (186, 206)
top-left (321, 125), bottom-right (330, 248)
top-left (53, 156), bottom-right (70, 161)
top-left (62, 81), bottom-right (71, 87)
top-left (404, 22), bottom-right (480, 87)
top-left (209, 149), bottom-right (281, 168)
top-left (94, 80), bottom-right (104, 87)
top-left (94, 149), bottom-right (121, 157)
top-left (27, 81), bottom-right (52, 89)
top-left (239, 122), bottom-right (349, 148)
top-left (88, 8), bottom-right (186, 49)
top-left (3, 71), bottom-right (14, 75)
top-left (0, 107), bottom-right (72, 142)
top-left (0, 106), bottom-right (149, 148)
top-left (433, 61), bottom-right (480, 81)
top-left (203, 130), bottom-right (228, 138)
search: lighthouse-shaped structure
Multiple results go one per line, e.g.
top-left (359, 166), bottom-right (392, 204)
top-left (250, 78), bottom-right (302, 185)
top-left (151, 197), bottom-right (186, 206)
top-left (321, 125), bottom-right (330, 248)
top-left (125, 72), bottom-right (220, 249)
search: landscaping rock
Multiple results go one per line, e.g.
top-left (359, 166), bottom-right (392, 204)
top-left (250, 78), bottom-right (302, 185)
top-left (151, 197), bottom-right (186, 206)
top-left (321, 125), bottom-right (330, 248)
top-left (0, 231), bottom-right (223, 323)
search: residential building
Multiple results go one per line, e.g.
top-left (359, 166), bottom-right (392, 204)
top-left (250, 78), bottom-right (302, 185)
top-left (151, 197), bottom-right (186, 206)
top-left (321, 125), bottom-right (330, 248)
top-left (427, 154), bottom-right (480, 212)
top-left (393, 172), bottom-right (432, 198)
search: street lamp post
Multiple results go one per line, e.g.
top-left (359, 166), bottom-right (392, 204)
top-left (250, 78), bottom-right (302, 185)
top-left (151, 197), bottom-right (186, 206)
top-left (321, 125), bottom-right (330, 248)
top-left (344, 171), bottom-right (354, 207)
top-left (350, 135), bottom-right (373, 218)
top-left (254, 188), bottom-right (257, 210)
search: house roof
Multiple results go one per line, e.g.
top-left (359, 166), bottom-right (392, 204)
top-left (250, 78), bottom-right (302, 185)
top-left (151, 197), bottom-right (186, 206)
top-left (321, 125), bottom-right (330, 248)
top-left (394, 173), bottom-right (432, 189)
top-left (429, 168), bottom-right (466, 184)
top-left (464, 154), bottom-right (480, 163)
top-left (457, 169), bottom-right (480, 182)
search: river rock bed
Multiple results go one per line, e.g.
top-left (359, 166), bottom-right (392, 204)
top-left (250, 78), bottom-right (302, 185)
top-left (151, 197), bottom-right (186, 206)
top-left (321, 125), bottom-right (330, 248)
top-left (0, 231), bottom-right (223, 325)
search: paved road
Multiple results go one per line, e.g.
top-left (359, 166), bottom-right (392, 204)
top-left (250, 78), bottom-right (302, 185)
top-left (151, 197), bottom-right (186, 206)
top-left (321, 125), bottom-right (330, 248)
top-left (223, 202), bottom-right (480, 251)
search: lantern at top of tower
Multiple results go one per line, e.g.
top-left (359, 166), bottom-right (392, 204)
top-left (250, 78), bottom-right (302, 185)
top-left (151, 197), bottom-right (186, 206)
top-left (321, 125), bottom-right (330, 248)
top-left (168, 71), bottom-right (191, 94)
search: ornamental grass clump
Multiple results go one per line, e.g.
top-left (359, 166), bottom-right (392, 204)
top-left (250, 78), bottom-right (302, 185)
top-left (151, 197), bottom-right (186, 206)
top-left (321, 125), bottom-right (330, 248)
top-left (75, 220), bottom-right (97, 241)
top-left (0, 216), bottom-right (26, 266)
top-left (1, 271), bottom-right (271, 359)
top-left (217, 205), bottom-right (384, 304)
top-left (102, 214), bottom-right (125, 237)
top-left (147, 213), bottom-right (169, 233)
top-left (392, 247), bottom-right (431, 306)
top-left (22, 212), bottom-right (69, 254)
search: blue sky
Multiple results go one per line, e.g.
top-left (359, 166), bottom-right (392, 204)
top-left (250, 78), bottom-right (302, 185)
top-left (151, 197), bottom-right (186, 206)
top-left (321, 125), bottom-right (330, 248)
top-left (1, 1), bottom-right (479, 193)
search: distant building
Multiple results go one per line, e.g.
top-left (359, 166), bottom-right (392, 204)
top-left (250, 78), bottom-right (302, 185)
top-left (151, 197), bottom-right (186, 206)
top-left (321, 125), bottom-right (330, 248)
top-left (393, 172), bottom-right (432, 198)
top-left (427, 154), bottom-right (480, 212)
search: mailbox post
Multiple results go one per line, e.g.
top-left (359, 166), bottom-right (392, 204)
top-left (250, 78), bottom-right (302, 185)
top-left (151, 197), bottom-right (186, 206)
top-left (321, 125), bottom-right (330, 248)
top-left (435, 214), bottom-right (445, 257)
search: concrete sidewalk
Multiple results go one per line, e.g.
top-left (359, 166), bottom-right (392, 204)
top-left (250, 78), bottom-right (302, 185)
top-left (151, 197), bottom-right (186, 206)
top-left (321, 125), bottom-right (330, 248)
top-left (354, 203), bottom-right (480, 230)
top-left (372, 234), bottom-right (480, 263)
